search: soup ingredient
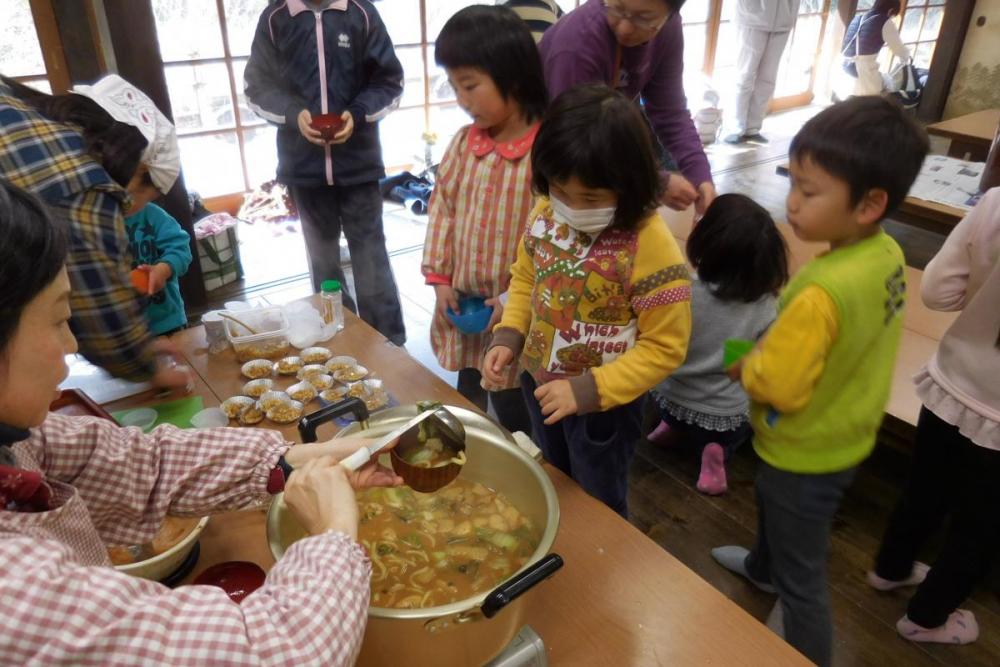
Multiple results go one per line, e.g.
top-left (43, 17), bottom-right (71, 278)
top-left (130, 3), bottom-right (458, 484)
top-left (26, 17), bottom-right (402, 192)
top-left (287, 382), bottom-right (317, 403)
top-left (107, 516), bottom-right (201, 565)
top-left (259, 390), bottom-right (290, 412)
top-left (404, 437), bottom-right (466, 468)
top-left (240, 359), bottom-right (274, 380)
top-left (243, 378), bottom-right (274, 398)
top-left (267, 400), bottom-right (303, 424)
top-left (334, 366), bottom-right (368, 382)
top-left (300, 347), bottom-right (332, 364)
top-left (275, 356), bottom-right (303, 375)
top-left (233, 341), bottom-right (290, 362)
top-left (320, 386), bottom-right (348, 402)
top-left (238, 404), bottom-right (265, 425)
top-left (325, 356), bottom-right (356, 373)
top-left (306, 373), bottom-right (334, 391)
top-left (297, 364), bottom-right (328, 381)
top-left (358, 480), bottom-right (537, 608)
top-left (221, 396), bottom-right (255, 419)
top-left (193, 561), bottom-right (266, 603)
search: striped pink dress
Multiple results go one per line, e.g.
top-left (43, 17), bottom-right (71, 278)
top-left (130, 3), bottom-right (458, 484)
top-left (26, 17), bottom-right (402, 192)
top-left (422, 123), bottom-right (539, 390)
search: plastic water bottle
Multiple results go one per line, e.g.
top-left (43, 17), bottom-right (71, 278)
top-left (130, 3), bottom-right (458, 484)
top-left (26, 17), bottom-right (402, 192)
top-left (320, 279), bottom-right (344, 333)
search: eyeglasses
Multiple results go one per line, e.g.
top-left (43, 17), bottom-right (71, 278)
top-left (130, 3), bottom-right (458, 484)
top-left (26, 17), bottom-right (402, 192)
top-left (603, 1), bottom-right (668, 32)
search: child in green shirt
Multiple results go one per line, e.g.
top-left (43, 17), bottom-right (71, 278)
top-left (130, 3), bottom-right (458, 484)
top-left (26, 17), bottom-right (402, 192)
top-left (712, 97), bottom-right (928, 667)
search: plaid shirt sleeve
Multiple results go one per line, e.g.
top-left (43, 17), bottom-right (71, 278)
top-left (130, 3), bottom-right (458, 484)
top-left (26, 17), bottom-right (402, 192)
top-left (0, 82), bottom-right (156, 381)
top-left (1, 531), bottom-right (370, 665)
top-left (56, 188), bottom-right (158, 381)
top-left (30, 414), bottom-right (289, 546)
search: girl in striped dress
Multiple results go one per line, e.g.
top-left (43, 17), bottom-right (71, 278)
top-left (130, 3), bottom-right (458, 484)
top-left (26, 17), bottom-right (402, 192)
top-left (422, 5), bottom-right (548, 432)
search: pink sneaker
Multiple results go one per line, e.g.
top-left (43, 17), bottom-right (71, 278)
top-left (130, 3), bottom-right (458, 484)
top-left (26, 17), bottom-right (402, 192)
top-left (647, 420), bottom-right (674, 444)
top-left (897, 610), bottom-right (979, 645)
top-left (697, 443), bottom-right (727, 495)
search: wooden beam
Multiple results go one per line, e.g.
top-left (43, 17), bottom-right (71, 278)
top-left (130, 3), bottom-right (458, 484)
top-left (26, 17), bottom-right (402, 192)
top-left (47, 0), bottom-right (106, 84)
top-left (917, 0), bottom-right (975, 122)
top-left (27, 0), bottom-right (71, 93)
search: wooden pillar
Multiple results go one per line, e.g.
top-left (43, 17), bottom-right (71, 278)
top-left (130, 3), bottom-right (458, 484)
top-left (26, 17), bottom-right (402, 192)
top-left (917, 0), bottom-right (976, 122)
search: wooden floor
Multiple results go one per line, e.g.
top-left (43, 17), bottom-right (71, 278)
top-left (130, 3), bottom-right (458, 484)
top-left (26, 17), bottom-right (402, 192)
top-left (200, 106), bottom-right (1000, 665)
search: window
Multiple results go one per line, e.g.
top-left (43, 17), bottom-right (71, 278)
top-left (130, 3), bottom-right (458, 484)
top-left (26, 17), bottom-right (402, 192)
top-left (1, 0), bottom-right (52, 94)
top-left (855, 0), bottom-right (946, 72)
top-left (152, 0), bottom-right (273, 198)
top-left (153, 1), bottom-right (585, 198)
top-left (379, 1), bottom-right (583, 172)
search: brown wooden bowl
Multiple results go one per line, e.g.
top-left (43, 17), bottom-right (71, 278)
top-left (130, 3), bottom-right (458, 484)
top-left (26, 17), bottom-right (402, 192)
top-left (389, 421), bottom-right (466, 493)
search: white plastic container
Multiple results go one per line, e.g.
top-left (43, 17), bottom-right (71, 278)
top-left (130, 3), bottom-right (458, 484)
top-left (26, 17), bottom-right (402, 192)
top-left (223, 306), bottom-right (291, 362)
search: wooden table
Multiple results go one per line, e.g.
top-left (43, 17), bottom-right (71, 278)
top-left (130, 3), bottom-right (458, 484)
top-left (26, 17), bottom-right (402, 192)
top-left (927, 108), bottom-right (1000, 162)
top-left (126, 306), bottom-right (808, 665)
top-left (774, 163), bottom-right (966, 230)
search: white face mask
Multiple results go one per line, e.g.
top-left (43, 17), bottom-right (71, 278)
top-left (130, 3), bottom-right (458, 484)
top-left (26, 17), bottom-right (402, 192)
top-left (551, 195), bottom-right (616, 235)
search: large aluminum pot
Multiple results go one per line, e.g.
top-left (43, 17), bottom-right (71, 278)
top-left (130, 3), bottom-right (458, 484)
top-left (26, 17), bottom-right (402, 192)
top-left (267, 401), bottom-right (561, 666)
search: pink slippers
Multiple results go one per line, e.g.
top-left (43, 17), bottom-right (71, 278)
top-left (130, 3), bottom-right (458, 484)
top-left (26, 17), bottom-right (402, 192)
top-left (866, 562), bottom-right (930, 591)
top-left (897, 610), bottom-right (979, 645)
top-left (697, 443), bottom-right (727, 495)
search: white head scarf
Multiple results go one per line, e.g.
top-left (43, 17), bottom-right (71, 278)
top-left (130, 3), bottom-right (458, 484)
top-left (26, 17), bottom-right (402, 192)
top-left (71, 74), bottom-right (180, 194)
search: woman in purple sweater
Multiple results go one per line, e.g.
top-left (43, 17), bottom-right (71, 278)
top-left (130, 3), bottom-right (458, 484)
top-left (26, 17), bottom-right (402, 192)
top-left (539, 0), bottom-right (715, 213)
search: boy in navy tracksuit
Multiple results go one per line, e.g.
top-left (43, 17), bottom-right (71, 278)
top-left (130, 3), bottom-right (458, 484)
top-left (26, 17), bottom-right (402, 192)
top-left (245, 0), bottom-right (406, 345)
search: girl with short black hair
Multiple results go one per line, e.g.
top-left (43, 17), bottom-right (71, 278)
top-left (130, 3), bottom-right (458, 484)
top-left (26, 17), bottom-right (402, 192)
top-left (649, 193), bottom-right (788, 494)
top-left (423, 5), bottom-right (548, 433)
top-left (483, 85), bottom-right (693, 517)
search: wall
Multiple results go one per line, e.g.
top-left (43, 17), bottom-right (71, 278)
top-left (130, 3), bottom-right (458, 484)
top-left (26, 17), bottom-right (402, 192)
top-left (943, 0), bottom-right (1000, 119)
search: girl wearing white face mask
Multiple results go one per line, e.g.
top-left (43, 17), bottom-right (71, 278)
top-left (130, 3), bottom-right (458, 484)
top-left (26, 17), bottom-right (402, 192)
top-left (483, 85), bottom-right (692, 518)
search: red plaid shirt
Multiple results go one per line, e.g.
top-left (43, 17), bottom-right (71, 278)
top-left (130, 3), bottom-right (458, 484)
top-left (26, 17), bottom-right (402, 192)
top-left (0, 414), bottom-right (370, 665)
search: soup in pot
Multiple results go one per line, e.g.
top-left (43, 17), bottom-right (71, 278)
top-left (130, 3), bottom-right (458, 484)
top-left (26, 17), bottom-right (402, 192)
top-left (359, 480), bottom-right (539, 609)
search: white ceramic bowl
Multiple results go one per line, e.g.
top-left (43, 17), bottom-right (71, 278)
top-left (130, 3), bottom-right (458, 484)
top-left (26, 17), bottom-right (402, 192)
top-left (115, 517), bottom-right (209, 581)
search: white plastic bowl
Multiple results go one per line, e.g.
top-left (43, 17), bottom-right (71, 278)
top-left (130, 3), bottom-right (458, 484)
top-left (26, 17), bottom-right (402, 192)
top-left (120, 407), bottom-right (158, 432)
top-left (190, 407), bottom-right (229, 429)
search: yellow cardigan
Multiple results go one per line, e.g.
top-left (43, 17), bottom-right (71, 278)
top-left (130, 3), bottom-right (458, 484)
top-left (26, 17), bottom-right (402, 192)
top-left (494, 199), bottom-right (692, 413)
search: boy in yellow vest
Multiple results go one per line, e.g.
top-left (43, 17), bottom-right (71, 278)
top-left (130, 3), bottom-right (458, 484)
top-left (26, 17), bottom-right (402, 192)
top-left (711, 97), bottom-right (928, 667)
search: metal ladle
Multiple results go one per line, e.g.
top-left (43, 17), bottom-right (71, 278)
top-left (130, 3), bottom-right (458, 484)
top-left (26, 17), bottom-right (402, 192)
top-left (338, 407), bottom-right (466, 473)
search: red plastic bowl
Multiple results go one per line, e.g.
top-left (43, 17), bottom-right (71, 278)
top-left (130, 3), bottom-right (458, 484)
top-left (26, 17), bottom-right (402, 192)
top-left (192, 561), bottom-right (266, 603)
top-left (310, 113), bottom-right (345, 140)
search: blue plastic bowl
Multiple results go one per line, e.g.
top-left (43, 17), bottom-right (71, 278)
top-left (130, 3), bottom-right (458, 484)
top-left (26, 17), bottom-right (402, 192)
top-left (446, 296), bottom-right (493, 334)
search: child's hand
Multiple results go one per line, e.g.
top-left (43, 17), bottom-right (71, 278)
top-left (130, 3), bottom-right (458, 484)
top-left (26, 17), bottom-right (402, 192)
top-left (660, 171), bottom-right (698, 211)
top-left (534, 379), bottom-right (578, 425)
top-left (484, 295), bottom-right (504, 332)
top-left (434, 285), bottom-right (460, 322)
top-left (482, 346), bottom-right (514, 385)
top-left (329, 111), bottom-right (354, 145)
top-left (297, 109), bottom-right (326, 146)
top-left (143, 263), bottom-right (173, 295)
top-left (725, 358), bottom-right (744, 382)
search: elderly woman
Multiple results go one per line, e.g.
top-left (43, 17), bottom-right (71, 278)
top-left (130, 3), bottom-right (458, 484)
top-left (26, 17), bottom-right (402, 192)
top-left (0, 180), bottom-right (400, 663)
top-left (539, 0), bottom-right (716, 213)
top-left (0, 74), bottom-right (190, 389)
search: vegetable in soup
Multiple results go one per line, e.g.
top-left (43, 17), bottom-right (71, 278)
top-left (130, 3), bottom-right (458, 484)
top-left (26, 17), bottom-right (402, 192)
top-left (359, 480), bottom-right (539, 608)
top-left (403, 436), bottom-right (466, 468)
